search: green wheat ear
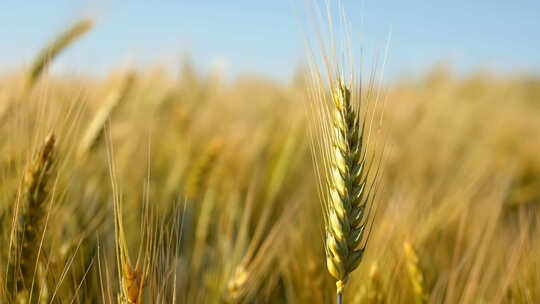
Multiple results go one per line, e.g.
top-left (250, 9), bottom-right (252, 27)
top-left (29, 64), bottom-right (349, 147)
top-left (312, 77), bottom-right (382, 303)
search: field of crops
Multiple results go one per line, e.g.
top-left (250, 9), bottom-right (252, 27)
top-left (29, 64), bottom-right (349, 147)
top-left (1, 14), bottom-right (539, 304)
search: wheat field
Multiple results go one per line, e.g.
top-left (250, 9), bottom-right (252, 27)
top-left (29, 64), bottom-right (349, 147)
top-left (1, 9), bottom-right (539, 304)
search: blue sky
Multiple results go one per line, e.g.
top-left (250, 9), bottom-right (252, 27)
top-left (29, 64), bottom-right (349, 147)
top-left (1, 1), bottom-right (539, 82)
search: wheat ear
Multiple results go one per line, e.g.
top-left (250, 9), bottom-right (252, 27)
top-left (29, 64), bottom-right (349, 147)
top-left (108, 132), bottom-right (154, 304)
top-left (315, 80), bottom-right (380, 303)
top-left (79, 72), bottom-right (134, 156)
top-left (184, 137), bottom-right (223, 200)
top-left (16, 133), bottom-right (56, 301)
top-left (26, 19), bottom-right (93, 88)
top-left (404, 241), bottom-right (428, 304)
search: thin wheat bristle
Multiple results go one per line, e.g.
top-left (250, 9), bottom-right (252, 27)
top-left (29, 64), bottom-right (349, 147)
top-left (224, 192), bottom-right (301, 303)
top-left (26, 19), bottom-right (93, 88)
top-left (110, 141), bottom-right (154, 304)
top-left (113, 192), bottom-right (151, 304)
top-left (114, 203), bottom-right (149, 304)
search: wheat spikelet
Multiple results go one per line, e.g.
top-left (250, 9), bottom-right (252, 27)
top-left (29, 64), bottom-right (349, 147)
top-left (26, 19), bottom-right (93, 88)
top-left (15, 133), bottom-right (56, 301)
top-left (404, 241), bottom-right (428, 304)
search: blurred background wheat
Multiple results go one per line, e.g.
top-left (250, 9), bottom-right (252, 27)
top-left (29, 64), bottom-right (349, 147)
top-left (1, 1), bottom-right (539, 303)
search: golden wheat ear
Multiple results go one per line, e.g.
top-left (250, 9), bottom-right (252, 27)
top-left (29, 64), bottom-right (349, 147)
top-left (184, 137), bottom-right (224, 201)
top-left (12, 133), bottom-right (56, 302)
top-left (78, 72), bottom-right (135, 157)
top-left (404, 241), bottom-right (428, 304)
top-left (26, 19), bottom-right (93, 89)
